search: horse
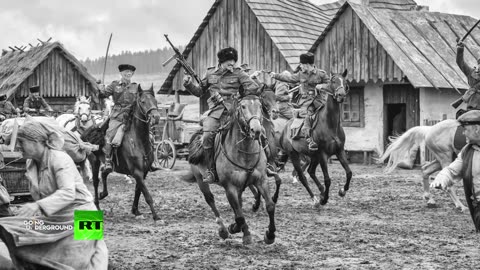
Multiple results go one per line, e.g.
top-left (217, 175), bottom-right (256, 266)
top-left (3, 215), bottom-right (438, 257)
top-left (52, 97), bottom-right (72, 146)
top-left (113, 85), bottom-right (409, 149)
top-left (186, 93), bottom-right (276, 245)
top-left (279, 69), bottom-right (352, 207)
top-left (81, 84), bottom-right (162, 221)
top-left (377, 119), bottom-right (468, 212)
top-left (56, 96), bottom-right (104, 135)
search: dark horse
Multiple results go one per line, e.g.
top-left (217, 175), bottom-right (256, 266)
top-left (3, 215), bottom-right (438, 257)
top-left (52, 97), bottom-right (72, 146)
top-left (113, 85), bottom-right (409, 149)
top-left (186, 94), bottom-right (276, 245)
top-left (81, 85), bottom-right (161, 221)
top-left (280, 69), bottom-right (352, 207)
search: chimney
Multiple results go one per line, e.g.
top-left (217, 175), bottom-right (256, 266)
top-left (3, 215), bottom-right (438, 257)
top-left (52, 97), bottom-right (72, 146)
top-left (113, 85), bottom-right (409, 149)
top-left (414, 5), bottom-right (429, 11)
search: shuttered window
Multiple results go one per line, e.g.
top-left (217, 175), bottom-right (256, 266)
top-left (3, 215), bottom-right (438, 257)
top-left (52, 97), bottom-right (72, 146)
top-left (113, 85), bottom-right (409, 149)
top-left (341, 86), bottom-right (364, 127)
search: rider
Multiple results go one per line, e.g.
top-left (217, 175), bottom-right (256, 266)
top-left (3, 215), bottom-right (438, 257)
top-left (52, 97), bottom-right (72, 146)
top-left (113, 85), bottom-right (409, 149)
top-left (456, 41), bottom-right (480, 111)
top-left (273, 71), bottom-right (295, 120)
top-left (0, 94), bottom-right (19, 121)
top-left (23, 85), bottom-right (54, 114)
top-left (183, 47), bottom-right (266, 184)
top-left (98, 64), bottom-right (162, 173)
top-left (269, 52), bottom-right (329, 151)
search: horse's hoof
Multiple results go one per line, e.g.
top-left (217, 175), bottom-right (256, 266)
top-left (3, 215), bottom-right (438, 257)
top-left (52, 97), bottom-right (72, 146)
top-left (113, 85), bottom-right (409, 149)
top-left (243, 234), bottom-right (253, 245)
top-left (320, 198), bottom-right (328, 206)
top-left (135, 214), bottom-right (145, 220)
top-left (338, 188), bottom-right (346, 197)
top-left (99, 192), bottom-right (108, 200)
top-left (218, 227), bottom-right (229, 240)
top-left (264, 230), bottom-right (275, 245)
top-left (460, 206), bottom-right (469, 213)
top-left (312, 196), bottom-right (321, 209)
top-left (154, 219), bottom-right (166, 226)
top-left (426, 202), bottom-right (437, 208)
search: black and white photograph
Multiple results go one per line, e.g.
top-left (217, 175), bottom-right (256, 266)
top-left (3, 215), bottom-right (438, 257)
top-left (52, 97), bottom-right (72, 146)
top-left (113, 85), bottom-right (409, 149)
top-left (0, 0), bottom-right (478, 269)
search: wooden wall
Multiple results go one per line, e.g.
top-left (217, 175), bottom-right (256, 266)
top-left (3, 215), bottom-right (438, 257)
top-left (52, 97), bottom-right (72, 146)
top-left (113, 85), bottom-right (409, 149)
top-left (313, 6), bottom-right (405, 83)
top-left (12, 49), bottom-right (95, 111)
top-left (170, 0), bottom-right (291, 113)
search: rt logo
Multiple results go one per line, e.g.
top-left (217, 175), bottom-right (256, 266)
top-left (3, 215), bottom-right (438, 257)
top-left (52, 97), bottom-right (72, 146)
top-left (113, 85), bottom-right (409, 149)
top-left (74, 210), bottom-right (104, 240)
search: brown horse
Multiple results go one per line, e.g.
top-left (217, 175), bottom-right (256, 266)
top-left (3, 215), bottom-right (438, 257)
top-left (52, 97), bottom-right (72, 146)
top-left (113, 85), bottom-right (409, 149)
top-left (280, 70), bottom-right (352, 207)
top-left (187, 94), bottom-right (276, 245)
top-left (81, 85), bottom-right (162, 221)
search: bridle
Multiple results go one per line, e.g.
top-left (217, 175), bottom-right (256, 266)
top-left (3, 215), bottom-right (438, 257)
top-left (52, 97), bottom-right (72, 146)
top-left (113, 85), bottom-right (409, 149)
top-left (235, 95), bottom-right (264, 139)
top-left (134, 91), bottom-right (159, 124)
top-left (76, 100), bottom-right (92, 122)
top-left (323, 75), bottom-right (348, 103)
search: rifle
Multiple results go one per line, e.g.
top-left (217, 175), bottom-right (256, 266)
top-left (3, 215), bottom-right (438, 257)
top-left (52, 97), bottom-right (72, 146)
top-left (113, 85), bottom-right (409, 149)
top-left (451, 97), bottom-right (464, 109)
top-left (287, 85), bottom-right (300, 94)
top-left (163, 35), bottom-right (203, 95)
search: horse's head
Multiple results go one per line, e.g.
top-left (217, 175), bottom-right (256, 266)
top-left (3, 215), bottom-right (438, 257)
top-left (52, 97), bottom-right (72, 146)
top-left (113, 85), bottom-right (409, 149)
top-left (258, 84), bottom-right (279, 120)
top-left (75, 96), bottom-right (91, 122)
top-left (137, 84), bottom-right (161, 126)
top-left (324, 69), bottom-right (348, 103)
top-left (235, 94), bottom-right (264, 140)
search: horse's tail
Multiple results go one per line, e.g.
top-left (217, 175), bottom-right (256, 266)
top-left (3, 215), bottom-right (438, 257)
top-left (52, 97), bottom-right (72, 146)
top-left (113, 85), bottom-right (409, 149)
top-left (377, 126), bottom-right (431, 173)
top-left (187, 130), bottom-right (204, 165)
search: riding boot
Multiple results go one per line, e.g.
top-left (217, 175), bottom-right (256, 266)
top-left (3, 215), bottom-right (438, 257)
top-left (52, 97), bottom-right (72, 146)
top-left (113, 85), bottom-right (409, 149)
top-left (103, 143), bottom-right (113, 173)
top-left (304, 117), bottom-right (318, 151)
top-left (203, 148), bottom-right (217, 184)
top-left (260, 134), bottom-right (277, 176)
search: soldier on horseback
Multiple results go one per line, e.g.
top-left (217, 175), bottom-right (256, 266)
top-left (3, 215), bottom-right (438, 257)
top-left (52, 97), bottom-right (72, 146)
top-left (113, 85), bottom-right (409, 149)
top-left (0, 94), bottom-right (19, 121)
top-left (456, 41), bottom-right (480, 112)
top-left (98, 64), bottom-right (161, 173)
top-left (269, 52), bottom-right (328, 151)
top-left (184, 47), bottom-right (276, 184)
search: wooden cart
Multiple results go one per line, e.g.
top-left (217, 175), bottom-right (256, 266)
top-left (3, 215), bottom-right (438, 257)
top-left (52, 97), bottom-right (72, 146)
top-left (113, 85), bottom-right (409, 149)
top-left (153, 103), bottom-right (202, 169)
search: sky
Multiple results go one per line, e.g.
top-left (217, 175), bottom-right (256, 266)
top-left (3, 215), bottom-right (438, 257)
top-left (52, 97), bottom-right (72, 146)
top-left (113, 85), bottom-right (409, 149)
top-left (0, 0), bottom-right (478, 60)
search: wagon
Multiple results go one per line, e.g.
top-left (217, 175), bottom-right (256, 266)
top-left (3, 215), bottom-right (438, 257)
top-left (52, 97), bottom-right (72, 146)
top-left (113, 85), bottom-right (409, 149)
top-left (153, 103), bottom-right (202, 169)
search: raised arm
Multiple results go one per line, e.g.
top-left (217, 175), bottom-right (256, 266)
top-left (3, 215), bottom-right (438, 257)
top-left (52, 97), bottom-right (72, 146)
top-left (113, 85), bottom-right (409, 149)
top-left (457, 43), bottom-right (473, 77)
top-left (272, 71), bottom-right (300, 84)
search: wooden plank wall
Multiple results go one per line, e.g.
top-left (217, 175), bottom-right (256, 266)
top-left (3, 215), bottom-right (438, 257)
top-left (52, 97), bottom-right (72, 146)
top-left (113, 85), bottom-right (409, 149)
top-left (170, 0), bottom-right (291, 113)
top-left (313, 6), bottom-right (405, 84)
top-left (12, 49), bottom-right (95, 110)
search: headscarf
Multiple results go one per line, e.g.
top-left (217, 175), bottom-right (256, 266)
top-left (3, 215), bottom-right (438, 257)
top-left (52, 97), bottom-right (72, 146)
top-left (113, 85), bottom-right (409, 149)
top-left (17, 116), bottom-right (64, 150)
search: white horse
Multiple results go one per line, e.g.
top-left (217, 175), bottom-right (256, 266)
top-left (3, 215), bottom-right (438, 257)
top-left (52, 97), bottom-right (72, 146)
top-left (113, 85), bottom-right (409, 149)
top-left (378, 119), bottom-right (468, 212)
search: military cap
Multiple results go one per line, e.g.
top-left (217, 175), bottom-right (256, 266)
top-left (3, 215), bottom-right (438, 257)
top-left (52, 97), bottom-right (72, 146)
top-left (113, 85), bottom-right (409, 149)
top-left (29, 85), bottom-right (40, 93)
top-left (217, 47), bottom-right (238, 64)
top-left (240, 63), bottom-right (251, 71)
top-left (118, 64), bottom-right (136, 72)
top-left (458, 110), bottom-right (480, 125)
top-left (0, 94), bottom-right (6, 101)
top-left (300, 52), bottom-right (314, 65)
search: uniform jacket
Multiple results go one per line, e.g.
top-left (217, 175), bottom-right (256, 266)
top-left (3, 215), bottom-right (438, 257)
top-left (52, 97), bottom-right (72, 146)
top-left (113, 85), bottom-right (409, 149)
top-left (23, 96), bottom-right (52, 111)
top-left (457, 46), bottom-right (480, 110)
top-left (99, 80), bottom-right (138, 122)
top-left (184, 66), bottom-right (258, 119)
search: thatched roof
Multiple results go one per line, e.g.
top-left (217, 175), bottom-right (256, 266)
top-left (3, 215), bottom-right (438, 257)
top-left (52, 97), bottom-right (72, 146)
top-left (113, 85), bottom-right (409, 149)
top-left (0, 42), bottom-right (98, 98)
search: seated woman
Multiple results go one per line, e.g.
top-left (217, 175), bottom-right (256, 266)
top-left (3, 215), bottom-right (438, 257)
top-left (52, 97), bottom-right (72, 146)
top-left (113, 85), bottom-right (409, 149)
top-left (0, 118), bottom-right (108, 269)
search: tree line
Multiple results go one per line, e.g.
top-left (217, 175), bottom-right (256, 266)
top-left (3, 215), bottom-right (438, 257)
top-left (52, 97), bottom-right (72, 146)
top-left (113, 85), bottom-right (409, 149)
top-left (81, 46), bottom-right (184, 75)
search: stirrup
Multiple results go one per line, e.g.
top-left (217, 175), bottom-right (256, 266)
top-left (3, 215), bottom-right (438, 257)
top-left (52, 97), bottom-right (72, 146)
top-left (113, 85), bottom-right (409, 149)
top-left (266, 163), bottom-right (277, 177)
top-left (307, 138), bottom-right (318, 151)
top-left (203, 170), bottom-right (216, 184)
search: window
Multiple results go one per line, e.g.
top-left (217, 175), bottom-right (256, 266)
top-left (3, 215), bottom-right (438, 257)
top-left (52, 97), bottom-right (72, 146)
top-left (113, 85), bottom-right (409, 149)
top-left (341, 86), bottom-right (364, 127)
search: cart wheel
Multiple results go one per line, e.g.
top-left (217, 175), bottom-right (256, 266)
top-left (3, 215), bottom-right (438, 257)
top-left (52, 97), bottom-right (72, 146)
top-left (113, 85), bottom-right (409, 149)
top-left (155, 140), bottom-right (176, 169)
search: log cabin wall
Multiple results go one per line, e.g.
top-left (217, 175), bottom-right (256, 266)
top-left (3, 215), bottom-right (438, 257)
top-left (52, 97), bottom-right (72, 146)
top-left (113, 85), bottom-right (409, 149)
top-left (312, 6), bottom-right (405, 83)
top-left (12, 49), bottom-right (96, 111)
top-left (170, 0), bottom-right (291, 114)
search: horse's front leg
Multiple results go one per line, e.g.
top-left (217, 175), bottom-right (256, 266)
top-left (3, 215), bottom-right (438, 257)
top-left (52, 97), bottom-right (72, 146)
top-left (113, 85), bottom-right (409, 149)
top-left (132, 169), bottom-right (160, 221)
top-left (336, 149), bottom-right (352, 197)
top-left (99, 169), bottom-right (109, 200)
top-left (421, 160), bottom-right (441, 208)
top-left (318, 152), bottom-right (331, 205)
top-left (306, 156), bottom-right (324, 209)
top-left (225, 185), bottom-right (252, 245)
top-left (196, 175), bottom-right (229, 239)
top-left (90, 156), bottom-right (101, 209)
top-left (290, 152), bottom-right (319, 206)
top-left (249, 185), bottom-right (262, 212)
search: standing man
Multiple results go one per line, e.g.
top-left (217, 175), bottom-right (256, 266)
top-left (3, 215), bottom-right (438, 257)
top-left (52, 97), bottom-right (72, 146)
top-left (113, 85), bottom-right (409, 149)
top-left (23, 85), bottom-right (54, 114)
top-left (269, 52), bottom-right (328, 151)
top-left (183, 47), bottom-right (261, 183)
top-left (98, 64), bottom-right (161, 172)
top-left (456, 41), bottom-right (480, 111)
top-left (431, 110), bottom-right (480, 232)
top-left (0, 94), bottom-right (19, 121)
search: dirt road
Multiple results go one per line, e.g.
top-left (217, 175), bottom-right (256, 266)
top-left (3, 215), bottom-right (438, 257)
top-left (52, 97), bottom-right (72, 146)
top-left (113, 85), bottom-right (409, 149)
top-left (100, 161), bottom-right (479, 269)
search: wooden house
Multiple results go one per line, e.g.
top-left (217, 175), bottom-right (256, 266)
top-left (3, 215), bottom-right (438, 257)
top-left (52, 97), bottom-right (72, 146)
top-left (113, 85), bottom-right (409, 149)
top-left (158, 0), bottom-right (340, 112)
top-left (309, 0), bottom-right (479, 162)
top-left (0, 42), bottom-right (100, 112)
